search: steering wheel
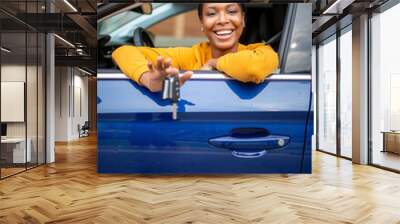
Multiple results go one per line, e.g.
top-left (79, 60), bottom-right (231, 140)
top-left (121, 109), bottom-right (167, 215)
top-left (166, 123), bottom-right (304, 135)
top-left (133, 27), bottom-right (155, 47)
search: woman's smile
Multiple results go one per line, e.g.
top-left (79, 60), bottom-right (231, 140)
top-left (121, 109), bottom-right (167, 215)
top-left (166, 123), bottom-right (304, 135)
top-left (213, 29), bottom-right (235, 41)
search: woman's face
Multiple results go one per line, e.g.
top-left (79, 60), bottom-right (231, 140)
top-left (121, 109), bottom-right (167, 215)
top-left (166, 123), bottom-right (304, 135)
top-left (200, 3), bottom-right (245, 53)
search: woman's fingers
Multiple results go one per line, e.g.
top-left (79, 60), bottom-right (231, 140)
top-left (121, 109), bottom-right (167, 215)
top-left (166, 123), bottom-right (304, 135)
top-left (164, 57), bottom-right (171, 69)
top-left (165, 67), bottom-right (179, 77)
top-left (179, 71), bottom-right (193, 87)
top-left (155, 56), bottom-right (175, 77)
top-left (200, 63), bottom-right (213, 71)
top-left (207, 59), bottom-right (217, 68)
top-left (156, 56), bottom-right (164, 71)
top-left (153, 57), bottom-right (181, 81)
top-left (147, 61), bottom-right (154, 72)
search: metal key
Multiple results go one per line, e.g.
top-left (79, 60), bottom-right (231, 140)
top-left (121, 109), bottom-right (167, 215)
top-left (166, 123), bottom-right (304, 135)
top-left (162, 76), bottom-right (180, 120)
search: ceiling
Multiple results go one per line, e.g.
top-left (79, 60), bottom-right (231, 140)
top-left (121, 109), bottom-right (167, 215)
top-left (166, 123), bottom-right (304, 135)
top-left (0, 0), bottom-right (96, 72)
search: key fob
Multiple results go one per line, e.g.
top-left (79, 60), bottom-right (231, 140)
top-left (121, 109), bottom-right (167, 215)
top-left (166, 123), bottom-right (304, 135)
top-left (162, 76), bottom-right (180, 102)
top-left (162, 76), bottom-right (180, 120)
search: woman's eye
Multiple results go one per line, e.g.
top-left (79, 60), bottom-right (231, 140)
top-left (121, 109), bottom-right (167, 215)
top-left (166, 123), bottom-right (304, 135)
top-left (207, 12), bottom-right (216, 16)
top-left (228, 10), bottom-right (238, 14)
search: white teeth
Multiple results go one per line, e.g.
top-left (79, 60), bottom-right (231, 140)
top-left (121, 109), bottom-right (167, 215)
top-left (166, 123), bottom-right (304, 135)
top-left (215, 30), bottom-right (233, 35)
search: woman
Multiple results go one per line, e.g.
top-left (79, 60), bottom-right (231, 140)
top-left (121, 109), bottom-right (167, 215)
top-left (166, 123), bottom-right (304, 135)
top-left (112, 3), bottom-right (279, 92)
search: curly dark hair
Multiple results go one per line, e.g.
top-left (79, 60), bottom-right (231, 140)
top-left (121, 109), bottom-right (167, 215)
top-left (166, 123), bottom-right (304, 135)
top-left (197, 3), bottom-right (246, 20)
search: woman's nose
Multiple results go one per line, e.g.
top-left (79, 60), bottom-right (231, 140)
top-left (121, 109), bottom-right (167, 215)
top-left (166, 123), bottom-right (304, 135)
top-left (216, 12), bottom-right (229, 24)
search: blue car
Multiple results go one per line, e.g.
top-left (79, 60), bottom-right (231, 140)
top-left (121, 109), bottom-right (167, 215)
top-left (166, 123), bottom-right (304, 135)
top-left (97, 3), bottom-right (313, 174)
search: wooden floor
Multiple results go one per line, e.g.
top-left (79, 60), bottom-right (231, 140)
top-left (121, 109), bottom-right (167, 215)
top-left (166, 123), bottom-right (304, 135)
top-left (1, 135), bottom-right (400, 224)
top-left (1, 167), bottom-right (26, 178)
top-left (372, 151), bottom-right (400, 171)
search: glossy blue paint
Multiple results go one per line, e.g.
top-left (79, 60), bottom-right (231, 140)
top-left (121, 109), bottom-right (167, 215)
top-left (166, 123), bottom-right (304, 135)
top-left (97, 77), bottom-right (312, 174)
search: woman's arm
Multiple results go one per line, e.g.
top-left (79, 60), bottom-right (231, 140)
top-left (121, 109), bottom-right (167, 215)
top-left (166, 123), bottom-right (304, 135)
top-left (111, 45), bottom-right (193, 91)
top-left (215, 44), bottom-right (279, 83)
top-left (112, 45), bottom-right (193, 83)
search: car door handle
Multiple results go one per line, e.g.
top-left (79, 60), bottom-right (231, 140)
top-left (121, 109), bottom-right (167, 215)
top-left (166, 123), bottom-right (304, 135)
top-left (208, 128), bottom-right (290, 158)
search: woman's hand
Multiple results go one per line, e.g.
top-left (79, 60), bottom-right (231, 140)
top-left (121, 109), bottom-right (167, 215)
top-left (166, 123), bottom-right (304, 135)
top-left (139, 56), bottom-right (193, 92)
top-left (200, 59), bottom-right (217, 70)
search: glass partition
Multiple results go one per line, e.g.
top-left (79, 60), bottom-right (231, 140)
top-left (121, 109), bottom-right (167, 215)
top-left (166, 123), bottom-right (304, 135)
top-left (0, 0), bottom-right (46, 179)
top-left (317, 35), bottom-right (337, 154)
top-left (339, 27), bottom-right (352, 158)
top-left (26, 0), bottom-right (43, 169)
top-left (371, 3), bottom-right (400, 171)
top-left (1, 29), bottom-right (28, 178)
top-left (27, 31), bottom-right (38, 169)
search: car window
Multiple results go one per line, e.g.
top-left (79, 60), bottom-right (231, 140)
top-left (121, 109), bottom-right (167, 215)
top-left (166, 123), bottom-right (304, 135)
top-left (99, 3), bottom-right (164, 37)
top-left (147, 10), bottom-right (208, 48)
top-left (99, 11), bottom-right (142, 36)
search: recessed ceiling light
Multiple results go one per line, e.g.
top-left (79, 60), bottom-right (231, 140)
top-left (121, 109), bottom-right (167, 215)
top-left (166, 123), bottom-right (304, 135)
top-left (54, 34), bottom-right (75, 48)
top-left (1, 47), bottom-right (11, 53)
top-left (322, 0), bottom-right (354, 15)
top-left (63, 0), bottom-right (78, 12)
top-left (78, 67), bottom-right (93, 76)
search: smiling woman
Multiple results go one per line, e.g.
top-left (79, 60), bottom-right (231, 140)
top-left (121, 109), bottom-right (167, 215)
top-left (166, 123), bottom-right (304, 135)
top-left (112, 3), bottom-right (279, 92)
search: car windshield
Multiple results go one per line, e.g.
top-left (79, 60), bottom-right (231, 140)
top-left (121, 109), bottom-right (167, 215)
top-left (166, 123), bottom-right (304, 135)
top-left (98, 3), bottom-right (163, 37)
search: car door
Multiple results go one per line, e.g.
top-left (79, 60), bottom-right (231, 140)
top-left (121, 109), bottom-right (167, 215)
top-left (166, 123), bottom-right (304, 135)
top-left (97, 3), bottom-right (313, 174)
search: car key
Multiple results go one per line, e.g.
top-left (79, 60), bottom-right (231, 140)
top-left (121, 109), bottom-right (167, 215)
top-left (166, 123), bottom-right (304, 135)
top-left (162, 76), bottom-right (180, 120)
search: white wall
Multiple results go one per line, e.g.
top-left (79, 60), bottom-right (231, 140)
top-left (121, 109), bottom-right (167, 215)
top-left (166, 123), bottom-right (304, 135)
top-left (72, 73), bottom-right (89, 138)
top-left (1, 82), bottom-right (25, 122)
top-left (55, 66), bottom-right (70, 141)
top-left (1, 63), bottom-right (45, 164)
top-left (54, 67), bottom-right (89, 141)
top-left (1, 64), bottom-right (26, 81)
top-left (1, 65), bottom-right (28, 138)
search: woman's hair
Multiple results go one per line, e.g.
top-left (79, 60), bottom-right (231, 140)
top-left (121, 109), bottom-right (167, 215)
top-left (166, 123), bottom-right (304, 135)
top-left (197, 3), bottom-right (246, 20)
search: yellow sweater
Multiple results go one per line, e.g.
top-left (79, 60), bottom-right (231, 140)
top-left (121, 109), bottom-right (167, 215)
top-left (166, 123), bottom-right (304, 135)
top-left (112, 42), bottom-right (279, 84)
